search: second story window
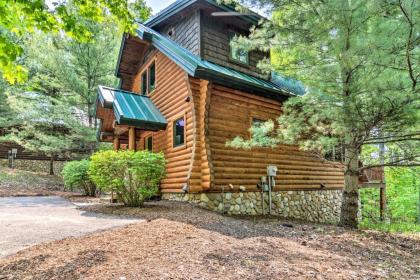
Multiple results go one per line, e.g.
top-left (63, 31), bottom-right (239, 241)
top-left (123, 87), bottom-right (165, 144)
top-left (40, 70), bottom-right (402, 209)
top-left (230, 33), bottom-right (249, 64)
top-left (139, 60), bottom-right (156, 95)
top-left (148, 62), bottom-right (156, 93)
top-left (141, 72), bottom-right (147, 95)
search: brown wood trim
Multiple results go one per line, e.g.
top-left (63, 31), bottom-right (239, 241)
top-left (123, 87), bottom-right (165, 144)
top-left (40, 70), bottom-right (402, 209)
top-left (185, 74), bottom-right (198, 191)
top-left (171, 112), bottom-right (188, 150)
top-left (200, 80), bottom-right (214, 190)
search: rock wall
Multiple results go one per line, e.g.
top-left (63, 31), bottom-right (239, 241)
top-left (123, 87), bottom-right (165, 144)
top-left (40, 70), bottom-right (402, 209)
top-left (163, 190), bottom-right (343, 224)
top-left (0, 159), bottom-right (66, 175)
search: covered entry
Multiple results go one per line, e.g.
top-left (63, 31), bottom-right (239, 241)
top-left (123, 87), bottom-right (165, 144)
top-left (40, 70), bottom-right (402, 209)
top-left (95, 86), bottom-right (167, 150)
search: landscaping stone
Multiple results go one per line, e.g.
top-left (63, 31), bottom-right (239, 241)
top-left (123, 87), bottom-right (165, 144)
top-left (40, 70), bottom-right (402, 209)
top-left (162, 189), bottom-right (343, 224)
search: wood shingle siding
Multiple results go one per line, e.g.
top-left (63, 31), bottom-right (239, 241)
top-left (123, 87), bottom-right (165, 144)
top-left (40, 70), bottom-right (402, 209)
top-left (157, 7), bottom-right (201, 56)
top-left (201, 14), bottom-right (268, 80)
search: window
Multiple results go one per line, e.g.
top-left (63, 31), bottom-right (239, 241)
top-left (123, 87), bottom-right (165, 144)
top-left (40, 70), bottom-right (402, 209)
top-left (173, 117), bottom-right (185, 147)
top-left (141, 71), bottom-right (147, 95)
top-left (144, 136), bottom-right (153, 151)
top-left (148, 62), bottom-right (156, 93)
top-left (230, 33), bottom-right (249, 64)
top-left (252, 118), bottom-right (266, 128)
top-left (250, 118), bottom-right (266, 138)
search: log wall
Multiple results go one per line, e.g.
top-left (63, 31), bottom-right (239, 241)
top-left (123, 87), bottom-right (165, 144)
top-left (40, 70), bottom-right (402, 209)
top-left (207, 84), bottom-right (344, 192)
top-left (127, 50), bottom-right (344, 193)
top-left (131, 52), bottom-right (195, 193)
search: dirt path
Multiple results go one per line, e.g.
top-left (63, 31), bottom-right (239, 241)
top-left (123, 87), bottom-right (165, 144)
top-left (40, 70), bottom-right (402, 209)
top-left (0, 196), bottom-right (141, 258)
top-left (0, 201), bottom-right (418, 280)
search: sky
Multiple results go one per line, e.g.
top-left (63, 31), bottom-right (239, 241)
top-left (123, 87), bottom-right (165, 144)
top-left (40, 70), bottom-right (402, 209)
top-left (145, 0), bottom-right (267, 17)
top-left (146, 0), bottom-right (177, 15)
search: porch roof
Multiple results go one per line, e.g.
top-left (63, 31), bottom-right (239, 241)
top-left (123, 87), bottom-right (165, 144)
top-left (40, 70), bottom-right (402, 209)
top-left (97, 86), bottom-right (167, 131)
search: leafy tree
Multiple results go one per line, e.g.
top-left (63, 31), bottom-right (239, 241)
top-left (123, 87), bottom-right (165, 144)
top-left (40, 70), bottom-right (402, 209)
top-left (0, 0), bottom-right (151, 84)
top-left (0, 89), bottom-right (96, 174)
top-left (229, 0), bottom-right (419, 227)
top-left (25, 25), bottom-right (119, 127)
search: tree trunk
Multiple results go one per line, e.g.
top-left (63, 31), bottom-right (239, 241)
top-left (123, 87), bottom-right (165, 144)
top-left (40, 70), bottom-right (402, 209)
top-left (87, 102), bottom-right (93, 128)
top-left (49, 155), bottom-right (54, 175)
top-left (339, 147), bottom-right (360, 228)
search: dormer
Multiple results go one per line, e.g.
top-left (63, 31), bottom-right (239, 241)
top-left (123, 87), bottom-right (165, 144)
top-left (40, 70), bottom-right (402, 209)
top-left (145, 0), bottom-right (268, 79)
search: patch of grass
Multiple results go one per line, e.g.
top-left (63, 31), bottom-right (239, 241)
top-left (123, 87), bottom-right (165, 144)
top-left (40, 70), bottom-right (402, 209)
top-left (0, 168), bottom-right (63, 189)
top-left (360, 219), bottom-right (420, 233)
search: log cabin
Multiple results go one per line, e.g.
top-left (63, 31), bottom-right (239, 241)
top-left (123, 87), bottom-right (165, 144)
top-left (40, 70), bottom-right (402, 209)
top-left (95, 0), bottom-right (345, 223)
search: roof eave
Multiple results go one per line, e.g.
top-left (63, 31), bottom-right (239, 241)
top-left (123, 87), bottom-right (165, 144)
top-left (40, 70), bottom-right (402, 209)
top-left (114, 34), bottom-right (127, 78)
top-left (194, 67), bottom-right (293, 102)
top-left (145, 0), bottom-right (263, 28)
top-left (135, 27), bottom-right (197, 76)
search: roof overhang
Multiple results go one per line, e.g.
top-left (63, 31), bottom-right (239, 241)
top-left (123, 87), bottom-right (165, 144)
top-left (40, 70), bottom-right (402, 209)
top-left (144, 0), bottom-right (263, 28)
top-left (95, 86), bottom-right (167, 132)
top-left (135, 24), bottom-right (297, 101)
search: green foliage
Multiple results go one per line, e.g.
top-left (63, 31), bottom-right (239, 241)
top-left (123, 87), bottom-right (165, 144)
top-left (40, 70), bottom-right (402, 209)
top-left (360, 167), bottom-right (420, 233)
top-left (231, 0), bottom-right (419, 227)
top-left (62, 160), bottom-right (96, 196)
top-left (0, 0), bottom-right (151, 84)
top-left (0, 90), bottom-right (96, 157)
top-left (88, 150), bottom-right (166, 207)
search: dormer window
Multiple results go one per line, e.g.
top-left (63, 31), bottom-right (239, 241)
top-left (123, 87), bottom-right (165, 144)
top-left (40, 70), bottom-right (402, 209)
top-left (229, 33), bottom-right (249, 65)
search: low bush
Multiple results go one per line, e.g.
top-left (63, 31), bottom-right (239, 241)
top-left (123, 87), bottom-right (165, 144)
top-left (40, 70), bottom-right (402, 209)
top-left (88, 150), bottom-right (166, 207)
top-left (62, 160), bottom-right (96, 196)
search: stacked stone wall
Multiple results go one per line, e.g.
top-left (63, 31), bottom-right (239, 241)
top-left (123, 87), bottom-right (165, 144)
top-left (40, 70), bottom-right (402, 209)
top-left (163, 190), bottom-right (343, 224)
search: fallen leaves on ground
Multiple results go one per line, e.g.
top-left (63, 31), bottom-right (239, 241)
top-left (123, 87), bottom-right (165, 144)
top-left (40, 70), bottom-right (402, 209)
top-left (0, 201), bottom-right (419, 280)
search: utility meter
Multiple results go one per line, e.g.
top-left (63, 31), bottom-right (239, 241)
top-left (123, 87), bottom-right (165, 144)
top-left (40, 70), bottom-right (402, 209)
top-left (267, 165), bottom-right (277, 176)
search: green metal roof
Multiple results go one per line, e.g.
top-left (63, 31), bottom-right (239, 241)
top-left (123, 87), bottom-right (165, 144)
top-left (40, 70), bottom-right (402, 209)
top-left (136, 24), bottom-right (305, 99)
top-left (144, 0), bottom-right (263, 28)
top-left (97, 86), bottom-right (167, 131)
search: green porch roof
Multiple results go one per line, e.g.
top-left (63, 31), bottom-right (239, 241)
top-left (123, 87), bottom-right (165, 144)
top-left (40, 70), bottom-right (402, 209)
top-left (97, 86), bottom-right (167, 131)
top-left (135, 23), bottom-right (305, 99)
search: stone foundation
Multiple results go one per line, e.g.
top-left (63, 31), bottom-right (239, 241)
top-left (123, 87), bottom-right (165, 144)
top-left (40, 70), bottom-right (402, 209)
top-left (0, 159), bottom-right (66, 175)
top-left (163, 190), bottom-right (343, 224)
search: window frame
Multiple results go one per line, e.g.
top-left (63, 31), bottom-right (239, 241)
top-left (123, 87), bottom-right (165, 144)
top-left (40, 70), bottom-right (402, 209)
top-left (172, 114), bottom-right (186, 149)
top-left (229, 32), bottom-right (249, 65)
top-left (148, 61), bottom-right (156, 94)
top-left (249, 117), bottom-right (267, 139)
top-left (144, 135), bottom-right (153, 151)
top-left (138, 58), bottom-right (157, 96)
top-left (140, 71), bottom-right (147, 95)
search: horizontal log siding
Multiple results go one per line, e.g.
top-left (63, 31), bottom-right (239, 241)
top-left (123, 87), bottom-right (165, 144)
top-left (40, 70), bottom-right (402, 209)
top-left (208, 84), bottom-right (344, 192)
top-left (131, 52), bottom-right (194, 192)
top-left (186, 77), bottom-right (213, 192)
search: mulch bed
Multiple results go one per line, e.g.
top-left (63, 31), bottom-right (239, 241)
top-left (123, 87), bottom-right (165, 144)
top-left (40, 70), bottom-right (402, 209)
top-left (0, 200), bottom-right (419, 280)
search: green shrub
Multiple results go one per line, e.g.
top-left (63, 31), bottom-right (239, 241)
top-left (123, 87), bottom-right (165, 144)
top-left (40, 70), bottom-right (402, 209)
top-left (88, 150), bottom-right (166, 207)
top-left (62, 160), bottom-right (96, 196)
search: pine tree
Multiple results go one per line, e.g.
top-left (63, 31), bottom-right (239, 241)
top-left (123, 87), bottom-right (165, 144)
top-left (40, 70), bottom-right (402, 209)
top-left (231, 0), bottom-right (419, 227)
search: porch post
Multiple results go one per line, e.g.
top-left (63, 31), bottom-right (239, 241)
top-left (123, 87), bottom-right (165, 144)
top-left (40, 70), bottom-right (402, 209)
top-left (128, 127), bottom-right (136, 151)
top-left (113, 136), bottom-right (120, 151)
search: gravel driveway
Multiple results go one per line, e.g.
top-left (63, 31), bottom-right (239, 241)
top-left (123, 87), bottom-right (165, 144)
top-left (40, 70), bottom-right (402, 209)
top-left (0, 196), bottom-right (141, 258)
